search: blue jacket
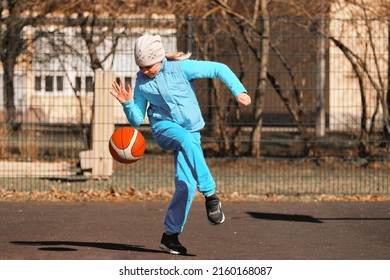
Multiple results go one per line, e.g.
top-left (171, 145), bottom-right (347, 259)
top-left (122, 58), bottom-right (247, 132)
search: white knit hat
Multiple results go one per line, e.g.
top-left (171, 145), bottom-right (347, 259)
top-left (134, 34), bottom-right (166, 67)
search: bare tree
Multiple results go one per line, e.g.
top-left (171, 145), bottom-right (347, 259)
top-left (157, 0), bottom-right (390, 160)
top-left (313, 0), bottom-right (390, 157)
top-left (251, 0), bottom-right (269, 158)
top-left (3, 0), bottom-right (388, 161)
top-left (207, 0), bottom-right (322, 157)
top-left (0, 0), bottom-right (166, 125)
top-left (0, 1), bottom-right (58, 128)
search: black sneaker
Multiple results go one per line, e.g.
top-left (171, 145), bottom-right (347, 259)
top-left (205, 194), bottom-right (225, 224)
top-left (159, 233), bottom-right (187, 255)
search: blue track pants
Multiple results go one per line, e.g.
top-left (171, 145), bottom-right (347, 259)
top-left (151, 120), bottom-right (216, 234)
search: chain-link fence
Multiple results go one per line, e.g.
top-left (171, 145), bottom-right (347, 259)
top-left (0, 16), bottom-right (389, 196)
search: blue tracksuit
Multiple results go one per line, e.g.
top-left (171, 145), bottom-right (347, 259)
top-left (122, 58), bottom-right (246, 234)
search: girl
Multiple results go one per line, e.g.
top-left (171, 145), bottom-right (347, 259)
top-left (110, 34), bottom-right (251, 255)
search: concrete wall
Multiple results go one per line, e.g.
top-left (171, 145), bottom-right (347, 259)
top-left (329, 1), bottom-right (388, 132)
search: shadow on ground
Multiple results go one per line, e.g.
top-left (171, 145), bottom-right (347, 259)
top-left (246, 212), bottom-right (390, 223)
top-left (10, 241), bottom-right (197, 257)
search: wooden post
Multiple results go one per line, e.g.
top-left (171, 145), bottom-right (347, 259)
top-left (79, 70), bottom-right (115, 179)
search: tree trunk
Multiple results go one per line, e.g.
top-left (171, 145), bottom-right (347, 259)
top-left (316, 18), bottom-right (326, 137)
top-left (251, 0), bottom-right (269, 158)
top-left (3, 61), bottom-right (16, 125)
top-left (2, 28), bottom-right (19, 129)
top-left (212, 80), bottom-right (230, 156)
top-left (385, 19), bottom-right (390, 144)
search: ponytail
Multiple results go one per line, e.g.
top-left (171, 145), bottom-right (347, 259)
top-left (165, 51), bottom-right (192, 61)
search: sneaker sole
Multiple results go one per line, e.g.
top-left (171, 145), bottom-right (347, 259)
top-left (208, 212), bottom-right (225, 225)
top-left (159, 244), bottom-right (184, 255)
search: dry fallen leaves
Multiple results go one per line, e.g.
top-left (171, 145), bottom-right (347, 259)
top-left (0, 188), bottom-right (389, 203)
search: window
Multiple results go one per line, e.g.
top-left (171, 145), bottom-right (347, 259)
top-left (114, 77), bottom-right (132, 88)
top-left (45, 76), bottom-right (54, 92)
top-left (35, 76), bottom-right (42, 91)
top-left (125, 77), bottom-right (132, 88)
top-left (86, 76), bottom-right (94, 92)
top-left (75, 77), bottom-right (81, 92)
top-left (56, 76), bottom-right (63, 91)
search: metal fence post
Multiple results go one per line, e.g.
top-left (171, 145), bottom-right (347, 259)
top-left (186, 14), bottom-right (193, 54)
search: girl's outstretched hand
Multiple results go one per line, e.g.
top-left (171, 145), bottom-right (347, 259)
top-left (236, 92), bottom-right (251, 106)
top-left (110, 78), bottom-right (133, 103)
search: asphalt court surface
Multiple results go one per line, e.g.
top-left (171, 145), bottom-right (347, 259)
top-left (0, 200), bottom-right (389, 260)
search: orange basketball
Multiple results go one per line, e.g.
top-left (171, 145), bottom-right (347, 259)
top-left (108, 127), bottom-right (146, 164)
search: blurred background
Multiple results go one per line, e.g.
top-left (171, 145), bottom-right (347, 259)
top-left (0, 0), bottom-right (389, 197)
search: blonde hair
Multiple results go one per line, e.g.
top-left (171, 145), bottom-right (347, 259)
top-left (165, 51), bottom-right (192, 61)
